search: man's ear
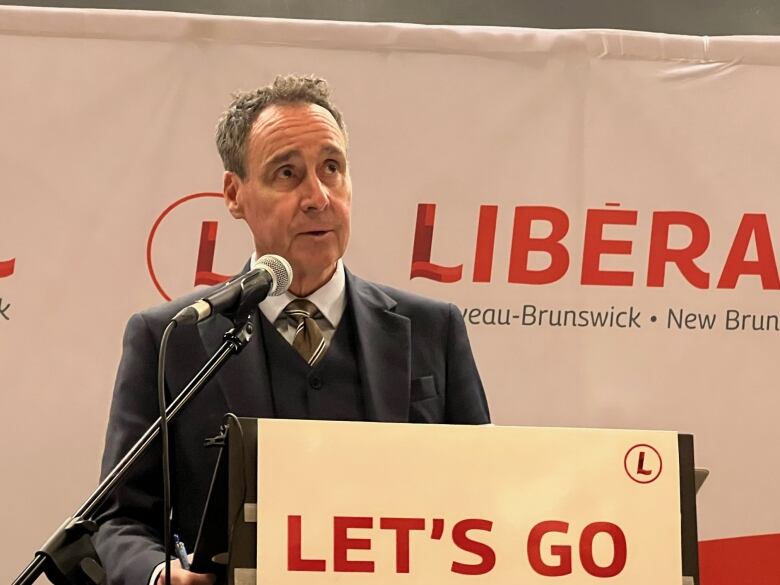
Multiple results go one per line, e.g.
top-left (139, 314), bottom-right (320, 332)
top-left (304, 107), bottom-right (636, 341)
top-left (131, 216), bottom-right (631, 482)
top-left (223, 171), bottom-right (244, 219)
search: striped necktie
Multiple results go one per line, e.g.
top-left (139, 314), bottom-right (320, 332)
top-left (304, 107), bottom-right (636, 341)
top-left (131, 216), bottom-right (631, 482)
top-left (283, 299), bottom-right (328, 366)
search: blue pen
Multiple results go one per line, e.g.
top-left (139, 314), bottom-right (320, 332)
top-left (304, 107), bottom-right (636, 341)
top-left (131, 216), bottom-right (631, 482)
top-left (173, 534), bottom-right (191, 570)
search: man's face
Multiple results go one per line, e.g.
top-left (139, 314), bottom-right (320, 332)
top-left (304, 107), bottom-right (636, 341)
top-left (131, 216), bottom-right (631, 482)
top-left (224, 103), bottom-right (351, 295)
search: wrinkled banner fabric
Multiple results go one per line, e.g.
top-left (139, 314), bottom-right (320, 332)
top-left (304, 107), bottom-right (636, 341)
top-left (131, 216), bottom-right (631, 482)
top-left (1, 6), bottom-right (778, 584)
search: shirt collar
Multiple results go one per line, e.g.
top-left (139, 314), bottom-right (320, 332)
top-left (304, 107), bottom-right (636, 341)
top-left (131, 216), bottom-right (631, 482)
top-left (255, 256), bottom-right (347, 328)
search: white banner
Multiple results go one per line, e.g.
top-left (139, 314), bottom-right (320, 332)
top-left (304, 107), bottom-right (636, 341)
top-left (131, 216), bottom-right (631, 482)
top-left (257, 420), bottom-right (681, 584)
top-left (1, 6), bottom-right (779, 584)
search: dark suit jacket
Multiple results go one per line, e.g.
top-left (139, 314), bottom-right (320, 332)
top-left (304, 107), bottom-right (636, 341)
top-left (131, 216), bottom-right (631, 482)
top-left (93, 270), bottom-right (489, 585)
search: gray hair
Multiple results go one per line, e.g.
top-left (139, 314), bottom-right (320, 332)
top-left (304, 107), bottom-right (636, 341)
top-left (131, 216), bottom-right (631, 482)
top-left (215, 74), bottom-right (347, 178)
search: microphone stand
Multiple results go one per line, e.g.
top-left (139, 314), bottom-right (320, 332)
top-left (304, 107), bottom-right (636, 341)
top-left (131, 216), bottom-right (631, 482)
top-left (11, 317), bottom-right (255, 585)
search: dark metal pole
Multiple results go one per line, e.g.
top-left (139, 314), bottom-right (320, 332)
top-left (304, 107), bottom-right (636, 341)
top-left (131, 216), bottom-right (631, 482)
top-left (10, 319), bottom-right (254, 585)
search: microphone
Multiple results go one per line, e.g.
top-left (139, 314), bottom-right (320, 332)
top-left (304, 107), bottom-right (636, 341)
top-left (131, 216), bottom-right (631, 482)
top-left (172, 254), bottom-right (292, 325)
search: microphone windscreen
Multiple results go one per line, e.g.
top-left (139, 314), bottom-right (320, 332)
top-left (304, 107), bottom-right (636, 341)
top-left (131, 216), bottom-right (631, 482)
top-left (255, 254), bottom-right (293, 295)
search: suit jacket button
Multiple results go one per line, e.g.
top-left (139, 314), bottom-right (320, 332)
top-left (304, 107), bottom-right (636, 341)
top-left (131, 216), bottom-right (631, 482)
top-left (309, 376), bottom-right (323, 390)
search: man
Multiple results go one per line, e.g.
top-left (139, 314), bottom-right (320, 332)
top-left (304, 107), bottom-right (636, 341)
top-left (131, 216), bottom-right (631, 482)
top-left (94, 75), bottom-right (489, 585)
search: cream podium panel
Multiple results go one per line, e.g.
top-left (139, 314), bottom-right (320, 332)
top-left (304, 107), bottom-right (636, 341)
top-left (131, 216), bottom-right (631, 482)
top-left (256, 420), bottom-right (681, 585)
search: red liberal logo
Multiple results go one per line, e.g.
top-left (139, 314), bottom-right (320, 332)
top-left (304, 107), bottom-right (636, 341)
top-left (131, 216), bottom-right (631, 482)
top-left (624, 443), bottom-right (663, 484)
top-left (146, 192), bottom-right (246, 301)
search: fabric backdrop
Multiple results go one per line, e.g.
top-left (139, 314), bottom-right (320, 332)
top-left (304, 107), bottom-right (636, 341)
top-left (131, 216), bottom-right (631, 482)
top-left (1, 6), bottom-right (778, 583)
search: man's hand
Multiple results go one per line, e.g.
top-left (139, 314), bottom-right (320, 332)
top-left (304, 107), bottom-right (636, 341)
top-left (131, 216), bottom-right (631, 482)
top-left (156, 560), bottom-right (216, 585)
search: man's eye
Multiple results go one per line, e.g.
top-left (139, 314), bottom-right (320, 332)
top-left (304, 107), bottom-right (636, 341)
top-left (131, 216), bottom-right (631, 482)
top-left (324, 160), bottom-right (340, 173)
top-left (278, 166), bottom-right (295, 179)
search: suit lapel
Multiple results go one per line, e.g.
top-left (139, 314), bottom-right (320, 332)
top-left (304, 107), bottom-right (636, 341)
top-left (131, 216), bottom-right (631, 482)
top-left (180, 266), bottom-right (409, 421)
top-left (347, 271), bottom-right (411, 422)
top-left (196, 310), bottom-right (276, 417)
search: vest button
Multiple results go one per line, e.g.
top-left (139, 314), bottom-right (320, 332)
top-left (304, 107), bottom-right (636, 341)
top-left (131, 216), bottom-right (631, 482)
top-left (309, 376), bottom-right (323, 390)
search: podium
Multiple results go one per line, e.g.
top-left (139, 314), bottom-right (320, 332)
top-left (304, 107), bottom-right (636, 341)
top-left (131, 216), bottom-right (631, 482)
top-left (194, 419), bottom-right (700, 585)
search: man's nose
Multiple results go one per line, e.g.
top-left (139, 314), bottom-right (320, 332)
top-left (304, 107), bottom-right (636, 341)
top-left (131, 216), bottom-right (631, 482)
top-left (299, 172), bottom-right (329, 211)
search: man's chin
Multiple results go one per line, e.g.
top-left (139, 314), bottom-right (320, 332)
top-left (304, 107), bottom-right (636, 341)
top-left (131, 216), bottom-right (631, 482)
top-left (288, 257), bottom-right (340, 293)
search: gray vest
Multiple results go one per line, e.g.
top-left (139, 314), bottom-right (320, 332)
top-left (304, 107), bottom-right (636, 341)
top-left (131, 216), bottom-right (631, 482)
top-left (259, 306), bottom-right (365, 420)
